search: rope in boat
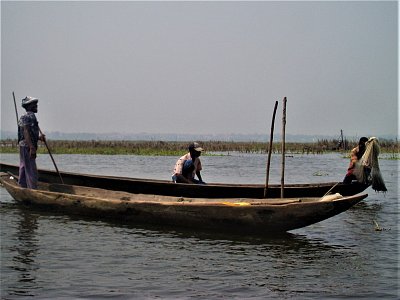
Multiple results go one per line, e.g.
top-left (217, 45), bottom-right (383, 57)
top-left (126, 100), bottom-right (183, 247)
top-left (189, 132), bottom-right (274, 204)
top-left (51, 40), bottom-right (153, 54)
top-left (322, 182), bottom-right (340, 197)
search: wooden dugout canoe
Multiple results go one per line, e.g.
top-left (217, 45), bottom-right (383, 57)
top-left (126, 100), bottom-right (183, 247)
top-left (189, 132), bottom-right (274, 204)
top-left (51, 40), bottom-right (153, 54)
top-left (0, 163), bottom-right (369, 199)
top-left (0, 172), bottom-right (367, 234)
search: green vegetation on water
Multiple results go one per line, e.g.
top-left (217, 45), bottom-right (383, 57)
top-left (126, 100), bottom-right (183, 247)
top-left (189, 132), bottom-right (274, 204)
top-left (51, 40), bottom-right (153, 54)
top-left (1, 139), bottom-right (398, 159)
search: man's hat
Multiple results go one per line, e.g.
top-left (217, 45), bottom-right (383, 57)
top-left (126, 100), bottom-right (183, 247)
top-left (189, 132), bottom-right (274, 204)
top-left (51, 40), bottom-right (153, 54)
top-left (188, 142), bottom-right (203, 152)
top-left (21, 96), bottom-right (39, 108)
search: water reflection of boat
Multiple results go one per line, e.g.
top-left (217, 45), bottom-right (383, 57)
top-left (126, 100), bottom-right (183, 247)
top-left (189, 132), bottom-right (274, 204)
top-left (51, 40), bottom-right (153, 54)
top-left (0, 163), bottom-right (369, 199)
top-left (0, 172), bottom-right (367, 235)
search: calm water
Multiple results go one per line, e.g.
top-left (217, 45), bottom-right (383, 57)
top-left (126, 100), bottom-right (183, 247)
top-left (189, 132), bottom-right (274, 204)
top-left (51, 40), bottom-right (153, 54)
top-left (0, 153), bottom-right (398, 299)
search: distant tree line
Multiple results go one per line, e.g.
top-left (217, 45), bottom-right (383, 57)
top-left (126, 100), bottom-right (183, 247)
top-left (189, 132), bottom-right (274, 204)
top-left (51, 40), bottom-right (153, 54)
top-left (0, 138), bottom-right (398, 157)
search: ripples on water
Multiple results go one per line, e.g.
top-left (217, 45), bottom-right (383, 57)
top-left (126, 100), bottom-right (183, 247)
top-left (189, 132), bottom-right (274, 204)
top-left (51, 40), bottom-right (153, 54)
top-left (0, 153), bottom-right (398, 299)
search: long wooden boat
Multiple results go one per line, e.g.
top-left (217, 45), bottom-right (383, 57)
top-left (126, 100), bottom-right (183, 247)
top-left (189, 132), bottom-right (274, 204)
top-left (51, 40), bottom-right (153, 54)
top-left (0, 172), bottom-right (367, 234)
top-left (0, 162), bottom-right (369, 199)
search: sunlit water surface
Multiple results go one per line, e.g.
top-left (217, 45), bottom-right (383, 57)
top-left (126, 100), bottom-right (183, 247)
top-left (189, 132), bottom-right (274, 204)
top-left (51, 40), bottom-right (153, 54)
top-left (1, 153), bottom-right (398, 299)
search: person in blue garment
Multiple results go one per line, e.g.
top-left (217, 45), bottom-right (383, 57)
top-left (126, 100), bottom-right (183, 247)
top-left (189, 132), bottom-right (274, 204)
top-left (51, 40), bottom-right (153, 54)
top-left (172, 142), bottom-right (205, 184)
top-left (18, 96), bottom-right (46, 189)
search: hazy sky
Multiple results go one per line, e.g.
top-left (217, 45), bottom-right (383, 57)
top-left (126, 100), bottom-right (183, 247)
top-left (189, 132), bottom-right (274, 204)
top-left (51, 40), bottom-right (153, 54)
top-left (1, 1), bottom-right (398, 138)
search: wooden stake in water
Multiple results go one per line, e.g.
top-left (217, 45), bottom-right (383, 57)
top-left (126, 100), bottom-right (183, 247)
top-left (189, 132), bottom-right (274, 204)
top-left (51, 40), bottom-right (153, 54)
top-left (281, 97), bottom-right (287, 198)
top-left (264, 101), bottom-right (279, 198)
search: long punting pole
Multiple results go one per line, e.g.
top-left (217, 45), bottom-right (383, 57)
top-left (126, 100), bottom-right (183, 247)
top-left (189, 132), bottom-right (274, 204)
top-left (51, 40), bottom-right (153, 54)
top-left (12, 92), bottom-right (64, 184)
top-left (38, 127), bottom-right (64, 184)
top-left (264, 101), bottom-right (279, 198)
top-left (12, 92), bottom-right (19, 123)
top-left (281, 97), bottom-right (287, 198)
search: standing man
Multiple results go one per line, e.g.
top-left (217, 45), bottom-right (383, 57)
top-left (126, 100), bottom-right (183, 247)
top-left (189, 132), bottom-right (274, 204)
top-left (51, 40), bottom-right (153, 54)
top-left (172, 142), bottom-right (205, 184)
top-left (18, 96), bottom-right (45, 189)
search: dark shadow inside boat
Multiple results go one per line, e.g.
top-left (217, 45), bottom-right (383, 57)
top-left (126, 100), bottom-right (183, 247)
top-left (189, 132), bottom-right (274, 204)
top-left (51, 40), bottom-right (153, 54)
top-left (44, 183), bottom-right (76, 194)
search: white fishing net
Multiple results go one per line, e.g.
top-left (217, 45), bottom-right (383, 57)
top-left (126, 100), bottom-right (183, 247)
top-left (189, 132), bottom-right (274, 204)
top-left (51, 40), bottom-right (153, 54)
top-left (353, 137), bottom-right (387, 192)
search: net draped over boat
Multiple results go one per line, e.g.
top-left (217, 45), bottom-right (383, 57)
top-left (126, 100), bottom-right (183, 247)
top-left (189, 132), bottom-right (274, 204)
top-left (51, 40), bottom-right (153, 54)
top-left (354, 137), bottom-right (387, 192)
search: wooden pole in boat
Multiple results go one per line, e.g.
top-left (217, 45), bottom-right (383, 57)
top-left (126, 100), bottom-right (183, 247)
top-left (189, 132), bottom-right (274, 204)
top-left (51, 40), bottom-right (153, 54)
top-left (38, 126), bottom-right (64, 184)
top-left (12, 92), bottom-right (64, 184)
top-left (12, 92), bottom-right (19, 123)
top-left (281, 97), bottom-right (287, 198)
top-left (264, 101), bottom-right (279, 198)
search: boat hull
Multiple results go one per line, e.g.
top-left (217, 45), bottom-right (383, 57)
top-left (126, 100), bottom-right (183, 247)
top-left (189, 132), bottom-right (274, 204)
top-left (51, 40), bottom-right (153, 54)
top-left (0, 163), bottom-right (369, 199)
top-left (0, 173), bottom-right (367, 234)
